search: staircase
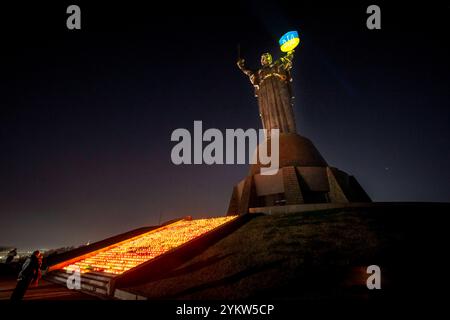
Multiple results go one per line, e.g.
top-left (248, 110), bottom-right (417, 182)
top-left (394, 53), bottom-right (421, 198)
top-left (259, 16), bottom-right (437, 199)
top-left (45, 269), bottom-right (116, 298)
top-left (44, 216), bottom-right (240, 299)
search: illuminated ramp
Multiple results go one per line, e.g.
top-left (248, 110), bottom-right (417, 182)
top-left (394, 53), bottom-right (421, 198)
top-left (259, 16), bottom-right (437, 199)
top-left (45, 216), bottom-right (242, 298)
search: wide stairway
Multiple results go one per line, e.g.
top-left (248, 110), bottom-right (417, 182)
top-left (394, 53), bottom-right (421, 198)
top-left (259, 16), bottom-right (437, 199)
top-left (45, 269), bottom-right (115, 297)
top-left (45, 216), bottom-right (237, 298)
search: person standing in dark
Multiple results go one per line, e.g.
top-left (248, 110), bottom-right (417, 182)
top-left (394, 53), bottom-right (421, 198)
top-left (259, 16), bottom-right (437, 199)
top-left (10, 250), bottom-right (42, 301)
top-left (5, 248), bottom-right (17, 264)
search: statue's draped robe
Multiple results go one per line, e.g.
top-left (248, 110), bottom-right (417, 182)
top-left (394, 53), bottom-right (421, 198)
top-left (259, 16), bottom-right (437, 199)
top-left (239, 52), bottom-right (297, 134)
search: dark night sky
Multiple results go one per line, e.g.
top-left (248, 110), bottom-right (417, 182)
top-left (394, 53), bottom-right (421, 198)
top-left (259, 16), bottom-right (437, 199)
top-left (1, 1), bottom-right (449, 250)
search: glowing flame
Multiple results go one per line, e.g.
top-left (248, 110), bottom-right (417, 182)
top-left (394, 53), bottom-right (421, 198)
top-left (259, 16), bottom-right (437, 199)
top-left (63, 216), bottom-right (237, 275)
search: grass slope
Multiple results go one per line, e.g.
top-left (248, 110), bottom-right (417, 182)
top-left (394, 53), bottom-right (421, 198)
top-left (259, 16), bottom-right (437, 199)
top-left (125, 203), bottom-right (448, 300)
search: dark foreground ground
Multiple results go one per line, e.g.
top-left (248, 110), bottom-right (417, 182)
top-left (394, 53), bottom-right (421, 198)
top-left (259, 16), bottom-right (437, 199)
top-left (0, 277), bottom-right (95, 300)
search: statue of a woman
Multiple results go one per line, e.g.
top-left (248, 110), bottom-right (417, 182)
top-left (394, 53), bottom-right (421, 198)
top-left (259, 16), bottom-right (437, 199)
top-left (237, 51), bottom-right (297, 134)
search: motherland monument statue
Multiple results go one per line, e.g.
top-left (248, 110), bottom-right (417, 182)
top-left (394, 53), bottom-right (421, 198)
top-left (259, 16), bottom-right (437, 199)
top-left (237, 49), bottom-right (296, 135)
top-left (228, 31), bottom-right (371, 215)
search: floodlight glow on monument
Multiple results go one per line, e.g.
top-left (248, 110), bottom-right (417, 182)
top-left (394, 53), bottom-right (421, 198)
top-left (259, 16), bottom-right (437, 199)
top-left (279, 31), bottom-right (300, 52)
top-left (62, 216), bottom-right (237, 275)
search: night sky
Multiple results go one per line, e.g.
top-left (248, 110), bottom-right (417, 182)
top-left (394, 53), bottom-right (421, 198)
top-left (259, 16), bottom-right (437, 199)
top-left (1, 1), bottom-right (449, 250)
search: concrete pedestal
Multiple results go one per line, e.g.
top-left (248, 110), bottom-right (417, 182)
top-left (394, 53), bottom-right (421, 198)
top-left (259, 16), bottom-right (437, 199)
top-left (227, 133), bottom-right (371, 215)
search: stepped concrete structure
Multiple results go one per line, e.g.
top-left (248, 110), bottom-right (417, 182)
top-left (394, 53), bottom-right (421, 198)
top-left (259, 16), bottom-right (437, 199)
top-left (44, 215), bottom-right (247, 299)
top-left (229, 49), bottom-right (370, 215)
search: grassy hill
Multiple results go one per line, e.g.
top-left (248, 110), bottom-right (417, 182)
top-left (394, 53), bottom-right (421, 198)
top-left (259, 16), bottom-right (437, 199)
top-left (123, 203), bottom-right (448, 300)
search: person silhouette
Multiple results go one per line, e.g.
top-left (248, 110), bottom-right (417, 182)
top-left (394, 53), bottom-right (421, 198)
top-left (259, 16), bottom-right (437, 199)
top-left (10, 250), bottom-right (42, 301)
top-left (5, 248), bottom-right (17, 264)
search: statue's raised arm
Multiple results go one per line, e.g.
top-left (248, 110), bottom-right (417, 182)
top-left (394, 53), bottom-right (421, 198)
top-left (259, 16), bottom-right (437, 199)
top-left (276, 50), bottom-right (295, 71)
top-left (237, 58), bottom-right (258, 86)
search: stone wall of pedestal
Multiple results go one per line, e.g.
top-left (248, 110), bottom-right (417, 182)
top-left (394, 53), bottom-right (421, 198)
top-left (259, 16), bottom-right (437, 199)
top-left (282, 166), bottom-right (304, 205)
top-left (227, 134), bottom-right (371, 215)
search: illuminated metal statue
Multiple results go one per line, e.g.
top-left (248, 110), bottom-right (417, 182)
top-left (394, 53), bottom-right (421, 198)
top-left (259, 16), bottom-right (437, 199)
top-left (237, 50), bottom-right (297, 134)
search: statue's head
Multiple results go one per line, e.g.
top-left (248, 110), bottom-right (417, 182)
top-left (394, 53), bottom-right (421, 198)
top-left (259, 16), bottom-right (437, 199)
top-left (261, 53), bottom-right (272, 66)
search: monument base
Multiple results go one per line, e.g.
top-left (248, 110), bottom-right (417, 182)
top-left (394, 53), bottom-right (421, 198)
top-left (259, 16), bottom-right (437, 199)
top-left (227, 133), bottom-right (371, 215)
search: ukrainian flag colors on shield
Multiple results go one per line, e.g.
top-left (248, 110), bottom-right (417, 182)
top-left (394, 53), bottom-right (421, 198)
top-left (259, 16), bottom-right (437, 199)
top-left (279, 31), bottom-right (300, 52)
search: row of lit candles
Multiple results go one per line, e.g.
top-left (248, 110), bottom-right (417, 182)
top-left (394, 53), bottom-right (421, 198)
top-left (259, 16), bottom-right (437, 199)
top-left (63, 216), bottom-right (237, 274)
